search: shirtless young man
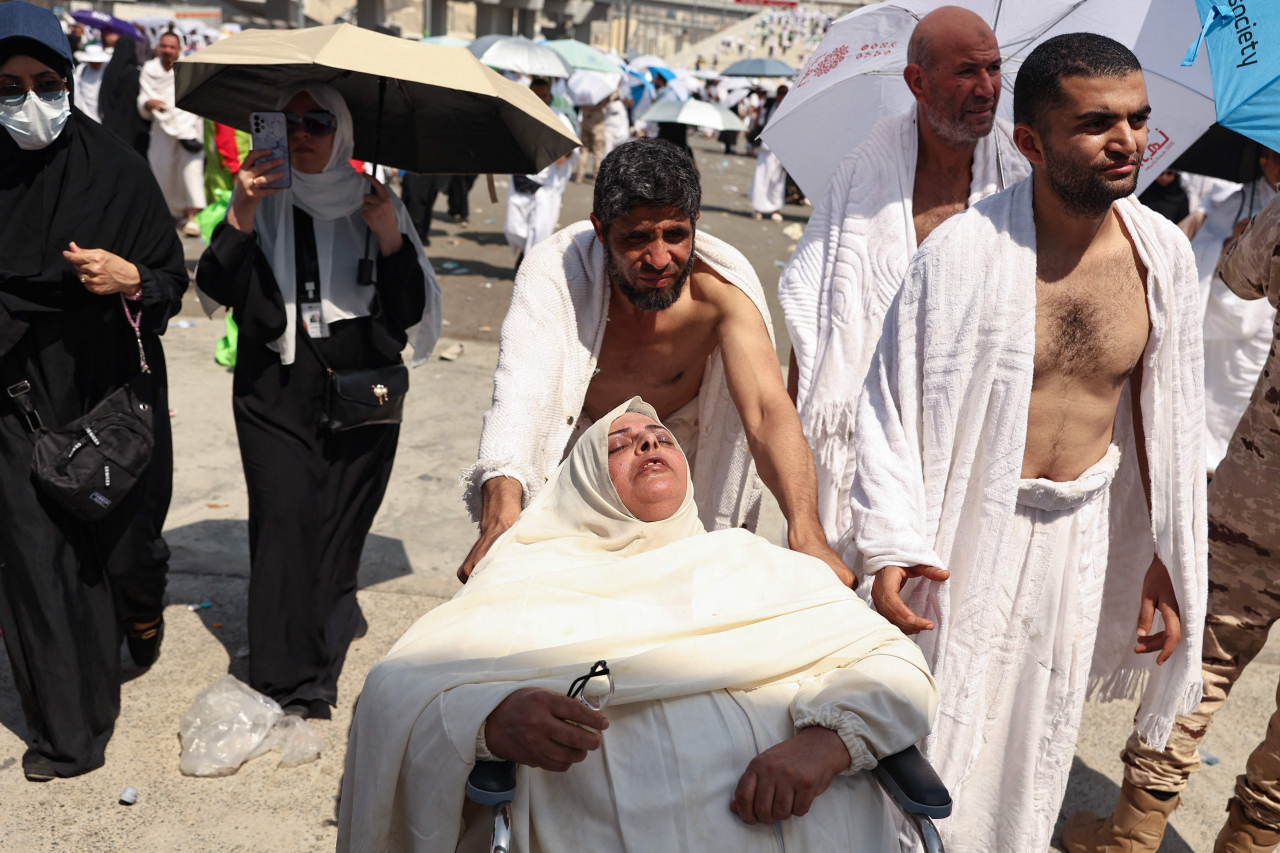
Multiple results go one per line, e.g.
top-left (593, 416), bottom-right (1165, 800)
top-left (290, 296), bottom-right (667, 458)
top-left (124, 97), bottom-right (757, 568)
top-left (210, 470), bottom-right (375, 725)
top-left (461, 139), bottom-right (849, 585)
top-left (848, 34), bottom-right (1206, 851)
top-left (778, 6), bottom-right (1029, 581)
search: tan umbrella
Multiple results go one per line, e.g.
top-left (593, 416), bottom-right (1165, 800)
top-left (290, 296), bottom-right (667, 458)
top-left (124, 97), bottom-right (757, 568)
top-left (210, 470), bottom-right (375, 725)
top-left (174, 23), bottom-right (579, 175)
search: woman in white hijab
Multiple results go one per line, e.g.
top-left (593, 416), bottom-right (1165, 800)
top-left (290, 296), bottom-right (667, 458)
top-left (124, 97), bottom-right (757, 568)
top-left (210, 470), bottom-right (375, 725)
top-left (338, 397), bottom-right (936, 853)
top-left (195, 82), bottom-right (441, 720)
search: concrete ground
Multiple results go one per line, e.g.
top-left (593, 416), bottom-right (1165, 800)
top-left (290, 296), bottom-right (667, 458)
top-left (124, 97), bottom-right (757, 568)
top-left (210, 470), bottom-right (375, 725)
top-left (1, 135), bottom-right (1274, 852)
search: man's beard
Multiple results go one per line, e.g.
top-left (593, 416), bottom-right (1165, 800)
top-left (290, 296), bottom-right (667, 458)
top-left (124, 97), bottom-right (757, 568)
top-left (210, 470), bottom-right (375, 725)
top-left (606, 233), bottom-right (698, 312)
top-left (1042, 138), bottom-right (1141, 219)
top-left (921, 90), bottom-right (996, 146)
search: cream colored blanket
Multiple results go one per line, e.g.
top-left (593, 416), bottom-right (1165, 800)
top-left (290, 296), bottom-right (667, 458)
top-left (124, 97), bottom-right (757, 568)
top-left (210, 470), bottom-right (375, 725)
top-left (340, 398), bottom-right (935, 853)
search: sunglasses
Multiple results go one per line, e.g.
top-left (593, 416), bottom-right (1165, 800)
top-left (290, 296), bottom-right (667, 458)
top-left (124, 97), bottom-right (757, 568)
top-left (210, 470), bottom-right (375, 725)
top-left (0, 78), bottom-right (68, 108)
top-left (285, 110), bottom-right (338, 137)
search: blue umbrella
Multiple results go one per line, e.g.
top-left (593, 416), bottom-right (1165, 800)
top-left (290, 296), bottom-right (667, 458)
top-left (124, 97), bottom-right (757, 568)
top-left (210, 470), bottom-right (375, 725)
top-left (1182, 1), bottom-right (1280, 152)
top-left (719, 57), bottom-right (796, 78)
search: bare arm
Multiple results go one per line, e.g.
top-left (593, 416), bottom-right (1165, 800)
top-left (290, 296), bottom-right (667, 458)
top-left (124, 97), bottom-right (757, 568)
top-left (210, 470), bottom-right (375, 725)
top-left (787, 348), bottom-right (799, 404)
top-left (1128, 356), bottom-right (1182, 665)
top-left (712, 276), bottom-right (853, 586)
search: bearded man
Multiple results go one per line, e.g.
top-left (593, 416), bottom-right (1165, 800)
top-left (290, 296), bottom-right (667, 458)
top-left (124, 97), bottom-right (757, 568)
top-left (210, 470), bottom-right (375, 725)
top-left (460, 138), bottom-right (849, 587)
top-left (848, 33), bottom-right (1206, 851)
top-left (778, 6), bottom-right (1029, 585)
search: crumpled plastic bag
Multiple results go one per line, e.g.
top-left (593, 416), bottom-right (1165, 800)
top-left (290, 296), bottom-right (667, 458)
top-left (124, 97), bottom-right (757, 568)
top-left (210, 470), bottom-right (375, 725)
top-left (179, 675), bottom-right (322, 776)
top-left (256, 714), bottom-right (324, 769)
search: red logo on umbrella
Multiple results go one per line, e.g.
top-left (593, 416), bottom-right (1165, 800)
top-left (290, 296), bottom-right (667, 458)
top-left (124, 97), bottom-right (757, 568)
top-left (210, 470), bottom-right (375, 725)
top-left (796, 45), bottom-right (850, 89)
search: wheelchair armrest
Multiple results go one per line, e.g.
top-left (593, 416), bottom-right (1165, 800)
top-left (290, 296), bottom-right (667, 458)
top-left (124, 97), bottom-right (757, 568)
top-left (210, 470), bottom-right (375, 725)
top-left (873, 746), bottom-right (952, 819)
top-left (466, 760), bottom-right (517, 806)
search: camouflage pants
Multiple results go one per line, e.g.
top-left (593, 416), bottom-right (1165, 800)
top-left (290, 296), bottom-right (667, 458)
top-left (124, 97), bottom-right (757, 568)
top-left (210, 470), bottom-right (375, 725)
top-left (1121, 400), bottom-right (1280, 828)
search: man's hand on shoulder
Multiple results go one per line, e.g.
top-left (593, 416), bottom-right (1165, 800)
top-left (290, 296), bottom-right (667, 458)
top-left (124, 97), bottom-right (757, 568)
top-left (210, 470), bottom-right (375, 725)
top-left (458, 477), bottom-right (523, 583)
top-left (871, 565), bottom-right (950, 634)
top-left (731, 726), bottom-right (850, 824)
top-left (485, 687), bottom-right (609, 772)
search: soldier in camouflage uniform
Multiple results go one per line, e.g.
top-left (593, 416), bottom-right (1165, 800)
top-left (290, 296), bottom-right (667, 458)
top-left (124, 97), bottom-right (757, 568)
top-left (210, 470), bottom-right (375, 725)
top-left (1064, 194), bottom-right (1280, 853)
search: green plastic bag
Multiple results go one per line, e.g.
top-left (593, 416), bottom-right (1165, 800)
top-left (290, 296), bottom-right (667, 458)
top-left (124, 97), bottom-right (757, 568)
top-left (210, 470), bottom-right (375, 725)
top-left (215, 313), bottom-right (238, 368)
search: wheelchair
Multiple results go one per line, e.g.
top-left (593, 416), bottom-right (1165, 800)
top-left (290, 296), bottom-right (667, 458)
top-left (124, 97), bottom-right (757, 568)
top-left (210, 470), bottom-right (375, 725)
top-left (464, 662), bottom-right (950, 853)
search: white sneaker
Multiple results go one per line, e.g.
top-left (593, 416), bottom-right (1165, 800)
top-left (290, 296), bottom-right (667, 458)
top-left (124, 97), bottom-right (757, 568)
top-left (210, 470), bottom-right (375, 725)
top-left (182, 219), bottom-right (201, 237)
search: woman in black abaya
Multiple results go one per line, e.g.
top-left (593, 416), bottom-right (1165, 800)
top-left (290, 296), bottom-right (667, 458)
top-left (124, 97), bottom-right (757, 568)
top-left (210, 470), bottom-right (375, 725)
top-left (195, 83), bottom-right (439, 719)
top-left (0, 1), bottom-right (187, 780)
top-left (98, 34), bottom-right (149, 157)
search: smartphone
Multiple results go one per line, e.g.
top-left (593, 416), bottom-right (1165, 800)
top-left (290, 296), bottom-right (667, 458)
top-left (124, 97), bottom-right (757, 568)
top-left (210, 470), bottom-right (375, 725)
top-left (249, 111), bottom-right (291, 190)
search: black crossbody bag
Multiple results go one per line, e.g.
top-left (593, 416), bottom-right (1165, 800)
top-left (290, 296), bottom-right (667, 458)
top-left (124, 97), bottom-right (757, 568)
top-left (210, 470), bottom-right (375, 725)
top-left (294, 209), bottom-right (407, 432)
top-left (6, 295), bottom-right (155, 521)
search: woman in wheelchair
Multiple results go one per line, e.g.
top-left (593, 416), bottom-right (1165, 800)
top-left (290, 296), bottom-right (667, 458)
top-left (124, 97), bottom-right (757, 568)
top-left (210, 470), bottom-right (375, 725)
top-left (338, 398), bottom-right (938, 853)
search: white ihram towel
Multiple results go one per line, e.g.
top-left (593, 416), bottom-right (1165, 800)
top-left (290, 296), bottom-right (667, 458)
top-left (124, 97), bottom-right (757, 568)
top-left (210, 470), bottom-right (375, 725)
top-left (463, 221), bottom-right (774, 533)
top-left (850, 178), bottom-right (1207, 793)
top-left (777, 105), bottom-right (1028, 570)
top-left (338, 398), bottom-right (936, 853)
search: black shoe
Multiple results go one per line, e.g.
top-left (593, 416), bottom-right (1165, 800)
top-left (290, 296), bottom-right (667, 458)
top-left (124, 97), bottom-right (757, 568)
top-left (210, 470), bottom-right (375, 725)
top-left (282, 698), bottom-right (331, 720)
top-left (126, 616), bottom-right (164, 668)
top-left (353, 612), bottom-right (369, 641)
top-left (282, 701), bottom-right (311, 719)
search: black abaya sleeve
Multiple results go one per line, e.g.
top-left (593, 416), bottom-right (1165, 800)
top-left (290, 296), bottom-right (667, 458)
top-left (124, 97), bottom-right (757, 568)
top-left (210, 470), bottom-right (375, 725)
top-left (372, 236), bottom-right (427, 336)
top-left (195, 222), bottom-right (287, 343)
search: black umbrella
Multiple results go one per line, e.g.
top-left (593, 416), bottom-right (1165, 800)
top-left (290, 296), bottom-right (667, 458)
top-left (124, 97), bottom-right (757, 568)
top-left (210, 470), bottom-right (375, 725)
top-left (1170, 124), bottom-right (1268, 185)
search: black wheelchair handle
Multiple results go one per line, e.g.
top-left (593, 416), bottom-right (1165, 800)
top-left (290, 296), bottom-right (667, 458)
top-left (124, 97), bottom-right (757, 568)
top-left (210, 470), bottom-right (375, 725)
top-left (873, 745), bottom-right (952, 819)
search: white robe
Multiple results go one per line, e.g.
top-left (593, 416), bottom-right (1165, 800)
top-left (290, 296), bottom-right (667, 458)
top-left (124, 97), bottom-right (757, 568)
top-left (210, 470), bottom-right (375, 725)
top-left (137, 58), bottom-right (204, 215)
top-left (504, 112), bottom-right (577, 256)
top-left (777, 105), bottom-right (1029, 578)
top-left (1190, 177), bottom-right (1278, 473)
top-left (464, 222), bottom-right (775, 533)
top-left (749, 143), bottom-right (786, 214)
top-left (851, 180), bottom-right (1208, 852)
top-left (339, 398), bottom-right (937, 853)
top-left (602, 96), bottom-right (630, 155)
top-left (72, 63), bottom-right (105, 123)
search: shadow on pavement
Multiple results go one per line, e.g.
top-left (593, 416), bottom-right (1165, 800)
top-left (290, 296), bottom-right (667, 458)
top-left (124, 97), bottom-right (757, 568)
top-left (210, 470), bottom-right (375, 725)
top-left (1053, 756), bottom-right (1195, 852)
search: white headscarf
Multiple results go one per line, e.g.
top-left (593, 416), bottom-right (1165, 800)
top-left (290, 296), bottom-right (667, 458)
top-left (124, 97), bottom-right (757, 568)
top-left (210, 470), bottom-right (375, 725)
top-left (254, 82), bottom-right (441, 366)
top-left (465, 397), bottom-right (706, 588)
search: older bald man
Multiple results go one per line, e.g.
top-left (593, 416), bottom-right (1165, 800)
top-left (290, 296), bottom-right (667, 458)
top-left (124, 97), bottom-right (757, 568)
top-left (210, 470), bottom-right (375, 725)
top-left (778, 6), bottom-right (1029, 583)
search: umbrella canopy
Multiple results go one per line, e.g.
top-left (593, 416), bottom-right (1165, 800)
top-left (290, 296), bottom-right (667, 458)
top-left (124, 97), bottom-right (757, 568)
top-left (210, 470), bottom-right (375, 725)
top-left (637, 98), bottom-right (746, 132)
top-left (174, 24), bottom-right (579, 175)
top-left (567, 69), bottom-right (623, 107)
top-left (628, 54), bottom-right (668, 71)
top-left (720, 57), bottom-right (796, 78)
top-left (546, 39), bottom-right (621, 74)
top-left (762, 0), bottom-right (1219, 201)
top-left (1171, 123), bottom-right (1271, 184)
top-left (1181, 0), bottom-right (1280, 153)
top-left (420, 35), bottom-right (471, 48)
top-left (468, 34), bottom-right (572, 78)
top-left (70, 10), bottom-right (141, 40)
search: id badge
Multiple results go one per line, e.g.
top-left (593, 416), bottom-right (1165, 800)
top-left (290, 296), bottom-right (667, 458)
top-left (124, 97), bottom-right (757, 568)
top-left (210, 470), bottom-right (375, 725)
top-left (301, 301), bottom-right (328, 339)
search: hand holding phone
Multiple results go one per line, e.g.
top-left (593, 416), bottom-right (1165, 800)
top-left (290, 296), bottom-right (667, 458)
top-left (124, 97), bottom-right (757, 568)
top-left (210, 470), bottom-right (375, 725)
top-left (227, 148), bottom-right (286, 234)
top-left (249, 111), bottom-right (291, 190)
